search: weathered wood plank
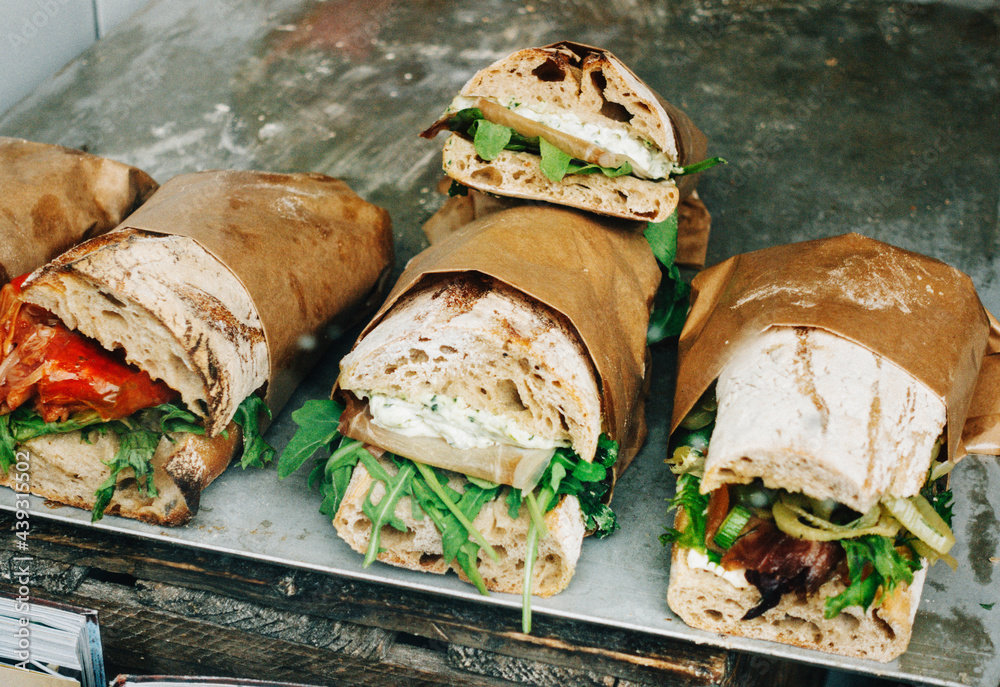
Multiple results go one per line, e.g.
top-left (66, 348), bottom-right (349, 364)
top-left (1, 570), bottom-right (530, 686)
top-left (1, 514), bottom-right (738, 686)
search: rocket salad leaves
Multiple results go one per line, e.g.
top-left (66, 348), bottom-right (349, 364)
top-left (277, 398), bottom-right (620, 632)
top-left (1, 394), bottom-right (272, 521)
top-left (645, 212), bottom-right (691, 343)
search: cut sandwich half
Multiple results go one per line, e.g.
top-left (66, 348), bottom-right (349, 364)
top-left (0, 231), bottom-right (269, 524)
top-left (0, 170), bottom-right (393, 525)
top-left (421, 41), bottom-right (719, 223)
top-left (279, 205), bottom-right (659, 631)
top-left (664, 327), bottom-right (953, 661)
top-left (282, 274), bottom-right (620, 629)
top-left (663, 233), bottom-right (996, 661)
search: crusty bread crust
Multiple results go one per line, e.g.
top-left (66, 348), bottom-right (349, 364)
top-left (456, 44), bottom-right (678, 162)
top-left (0, 424), bottom-right (240, 526)
top-left (22, 230), bottom-right (269, 435)
top-left (442, 135), bottom-right (680, 222)
top-left (702, 327), bottom-right (946, 513)
top-left (667, 543), bottom-right (925, 662)
top-left (339, 273), bottom-right (601, 466)
top-left (334, 456), bottom-right (585, 596)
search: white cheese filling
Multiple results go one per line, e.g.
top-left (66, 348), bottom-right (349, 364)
top-left (364, 391), bottom-right (569, 452)
top-left (450, 96), bottom-right (682, 180)
top-left (686, 548), bottom-right (750, 589)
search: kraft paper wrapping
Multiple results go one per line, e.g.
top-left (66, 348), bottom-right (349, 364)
top-left (961, 311), bottom-right (1000, 456)
top-left (118, 170), bottom-right (394, 416)
top-left (423, 187), bottom-right (712, 270)
top-left (351, 204), bottom-right (661, 478)
top-left (0, 137), bottom-right (157, 283)
top-left (671, 233), bottom-right (999, 462)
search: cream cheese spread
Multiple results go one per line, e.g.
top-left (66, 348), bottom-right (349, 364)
top-left (449, 96), bottom-right (682, 180)
top-left (686, 548), bottom-right (750, 589)
top-left (365, 392), bottom-right (569, 452)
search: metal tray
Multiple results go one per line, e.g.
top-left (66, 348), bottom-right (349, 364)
top-left (1, 0), bottom-right (998, 684)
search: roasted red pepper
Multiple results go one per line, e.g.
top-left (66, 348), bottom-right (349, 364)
top-left (0, 278), bottom-right (176, 422)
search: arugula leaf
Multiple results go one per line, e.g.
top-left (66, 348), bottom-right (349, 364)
top-left (447, 107), bottom-right (485, 132)
top-left (472, 119), bottom-right (513, 161)
top-left (506, 487), bottom-right (523, 520)
top-left (675, 156), bottom-right (727, 176)
top-left (92, 422), bottom-right (161, 521)
top-left (357, 452), bottom-right (416, 567)
top-left (981, 603), bottom-right (996, 611)
top-left (567, 159), bottom-right (633, 177)
top-left (233, 394), bottom-right (274, 468)
top-left (921, 474), bottom-right (954, 528)
top-left (539, 138), bottom-right (572, 182)
top-left (645, 212), bottom-right (691, 344)
top-left (147, 402), bottom-right (205, 435)
top-left (648, 274), bottom-right (691, 344)
top-left (278, 399), bottom-right (344, 479)
top-left (644, 213), bottom-right (680, 267)
top-left (0, 415), bottom-right (16, 473)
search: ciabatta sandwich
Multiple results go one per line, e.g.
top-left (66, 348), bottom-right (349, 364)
top-left (0, 136), bottom-right (157, 284)
top-left (663, 233), bottom-right (997, 661)
top-left (279, 205), bottom-right (659, 630)
top-left (0, 170), bottom-right (393, 525)
top-left (421, 42), bottom-right (717, 223)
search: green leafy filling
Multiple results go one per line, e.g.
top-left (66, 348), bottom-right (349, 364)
top-left (1, 394), bottom-right (272, 521)
top-left (645, 212), bottom-right (691, 344)
top-left (448, 107), bottom-right (724, 183)
top-left (663, 405), bottom-right (955, 619)
top-left (277, 398), bottom-right (620, 631)
top-left (660, 472), bottom-right (716, 562)
top-left (449, 108), bottom-right (633, 183)
top-left (234, 393), bottom-right (275, 468)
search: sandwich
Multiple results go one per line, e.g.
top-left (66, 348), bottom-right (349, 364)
top-left (663, 233), bottom-right (999, 661)
top-left (279, 205), bottom-right (659, 630)
top-left (0, 136), bottom-right (157, 284)
top-left (420, 41), bottom-right (720, 223)
top-left (0, 170), bottom-right (393, 525)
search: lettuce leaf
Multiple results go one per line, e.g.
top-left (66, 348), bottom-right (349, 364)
top-left (824, 535), bottom-right (921, 618)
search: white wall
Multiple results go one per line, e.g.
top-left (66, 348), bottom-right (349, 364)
top-left (0, 0), bottom-right (150, 117)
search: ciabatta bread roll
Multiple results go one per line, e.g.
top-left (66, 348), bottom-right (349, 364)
top-left (421, 42), bottom-right (711, 222)
top-left (0, 170), bottom-right (392, 525)
top-left (664, 234), bottom-right (995, 662)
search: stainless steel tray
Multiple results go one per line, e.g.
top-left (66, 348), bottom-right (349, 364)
top-left (1, 0), bottom-right (998, 684)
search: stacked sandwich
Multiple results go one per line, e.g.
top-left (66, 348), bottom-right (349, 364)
top-left (662, 234), bottom-right (1000, 660)
top-left (0, 169), bottom-right (392, 525)
top-left (279, 42), bottom-right (719, 629)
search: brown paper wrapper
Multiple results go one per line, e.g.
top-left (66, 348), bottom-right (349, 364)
top-left (961, 310), bottom-right (1000, 455)
top-left (352, 205), bottom-right (660, 477)
top-left (424, 185), bottom-right (711, 269)
top-left (671, 233), bottom-right (994, 463)
top-left (118, 170), bottom-right (394, 416)
top-left (0, 137), bottom-right (157, 283)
